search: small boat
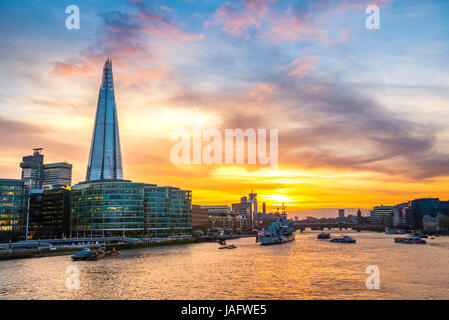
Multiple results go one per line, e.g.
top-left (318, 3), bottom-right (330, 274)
top-left (71, 247), bottom-right (120, 261)
top-left (218, 244), bottom-right (236, 249)
top-left (395, 235), bottom-right (426, 244)
top-left (385, 227), bottom-right (405, 235)
top-left (71, 248), bottom-right (97, 261)
top-left (411, 233), bottom-right (428, 238)
top-left (330, 236), bottom-right (356, 243)
top-left (317, 232), bottom-right (331, 239)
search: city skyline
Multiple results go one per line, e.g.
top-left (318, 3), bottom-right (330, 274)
top-left (1, 0), bottom-right (449, 217)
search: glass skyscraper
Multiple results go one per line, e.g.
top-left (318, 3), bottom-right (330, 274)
top-left (70, 59), bottom-right (192, 239)
top-left (86, 59), bottom-right (123, 181)
top-left (0, 179), bottom-right (26, 241)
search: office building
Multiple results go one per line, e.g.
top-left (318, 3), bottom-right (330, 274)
top-left (143, 185), bottom-right (192, 238)
top-left (20, 148), bottom-right (72, 191)
top-left (192, 204), bottom-right (209, 229)
top-left (0, 179), bottom-right (26, 242)
top-left (86, 58), bottom-right (123, 181)
top-left (203, 205), bottom-right (244, 234)
top-left (232, 197), bottom-right (253, 231)
top-left (20, 148), bottom-right (44, 190)
top-left (43, 162), bottom-right (72, 189)
top-left (40, 187), bottom-right (71, 238)
top-left (69, 59), bottom-right (192, 239)
top-left (71, 181), bottom-right (145, 238)
top-left (369, 206), bottom-right (395, 225)
top-left (27, 189), bottom-right (43, 240)
top-left (402, 198), bottom-right (442, 230)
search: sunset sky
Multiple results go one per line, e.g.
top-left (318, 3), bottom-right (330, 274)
top-left (0, 0), bottom-right (449, 217)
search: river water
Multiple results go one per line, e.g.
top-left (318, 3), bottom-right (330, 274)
top-left (1, 230), bottom-right (448, 299)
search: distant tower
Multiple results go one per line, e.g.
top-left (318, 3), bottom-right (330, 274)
top-left (248, 190), bottom-right (258, 222)
top-left (338, 209), bottom-right (345, 219)
top-left (357, 208), bottom-right (362, 223)
top-left (86, 59), bottom-right (123, 181)
top-left (20, 148), bottom-right (44, 190)
top-left (262, 202), bottom-right (266, 214)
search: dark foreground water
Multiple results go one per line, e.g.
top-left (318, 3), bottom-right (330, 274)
top-left (1, 230), bottom-right (448, 299)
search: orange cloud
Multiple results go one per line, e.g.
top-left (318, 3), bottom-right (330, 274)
top-left (249, 82), bottom-right (276, 103)
top-left (205, 0), bottom-right (275, 37)
top-left (53, 61), bottom-right (94, 76)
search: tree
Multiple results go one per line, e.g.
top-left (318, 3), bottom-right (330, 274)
top-left (439, 216), bottom-right (449, 230)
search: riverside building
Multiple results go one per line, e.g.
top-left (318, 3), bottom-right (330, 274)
top-left (70, 59), bottom-right (192, 239)
top-left (0, 179), bottom-right (26, 241)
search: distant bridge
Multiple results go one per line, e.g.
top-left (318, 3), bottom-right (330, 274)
top-left (293, 222), bottom-right (385, 232)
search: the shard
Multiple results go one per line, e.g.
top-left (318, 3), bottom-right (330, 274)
top-left (86, 59), bottom-right (123, 181)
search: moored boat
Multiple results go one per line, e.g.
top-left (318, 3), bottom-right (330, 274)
top-left (218, 244), bottom-right (236, 249)
top-left (330, 236), bottom-right (356, 243)
top-left (385, 227), bottom-right (405, 235)
top-left (411, 232), bottom-right (428, 239)
top-left (317, 232), bottom-right (331, 239)
top-left (71, 247), bottom-right (119, 261)
top-left (394, 235), bottom-right (427, 244)
top-left (257, 216), bottom-right (295, 245)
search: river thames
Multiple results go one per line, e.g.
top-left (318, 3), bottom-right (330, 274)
top-left (1, 230), bottom-right (448, 300)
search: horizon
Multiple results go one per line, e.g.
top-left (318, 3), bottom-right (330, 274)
top-left (1, 0), bottom-right (449, 215)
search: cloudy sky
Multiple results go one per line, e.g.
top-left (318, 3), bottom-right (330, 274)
top-left (0, 0), bottom-right (448, 217)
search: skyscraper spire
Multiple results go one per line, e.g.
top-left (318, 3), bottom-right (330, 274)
top-left (86, 59), bottom-right (123, 181)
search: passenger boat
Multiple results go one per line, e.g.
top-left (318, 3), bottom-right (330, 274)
top-left (317, 232), bottom-right (331, 239)
top-left (330, 236), bottom-right (356, 243)
top-left (218, 244), bottom-right (236, 249)
top-left (385, 227), bottom-right (405, 235)
top-left (257, 216), bottom-right (295, 245)
top-left (71, 247), bottom-right (120, 261)
top-left (394, 235), bottom-right (427, 244)
top-left (411, 232), bottom-right (428, 239)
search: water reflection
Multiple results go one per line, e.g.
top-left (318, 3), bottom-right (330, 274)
top-left (0, 231), bottom-right (448, 299)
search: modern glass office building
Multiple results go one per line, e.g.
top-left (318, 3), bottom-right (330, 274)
top-left (40, 188), bottom-right (71, 238)
top-left (71, 181), bottom-right (145, 238)
top-left (86, 59), bottom-right (123, 181)
top-left (70, 60), bottom-right (192, 239)
top-left (0, 179), bottom-right (26, 241)
top-left (144, 185), bottom-right (192, 238)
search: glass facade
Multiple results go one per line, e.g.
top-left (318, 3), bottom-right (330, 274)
top-left (144, 185), bottom-right (192, 238)
top-left (369, 206), bottom-right (395, 225)
top-left (40, 188), bottom-right (71, 238)
top-left (71, 181), bottom-right (144, 237)
top-left (0, 179), bottom-right (26, 241)
top-left (86, 59), bottom-right (123, 181)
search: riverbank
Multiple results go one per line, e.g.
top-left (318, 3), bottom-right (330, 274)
top-left (0, 238), bottom-right (203, 261)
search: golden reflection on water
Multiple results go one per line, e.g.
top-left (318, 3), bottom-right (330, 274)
top-left (1, 230), bottom-right (449, 299)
